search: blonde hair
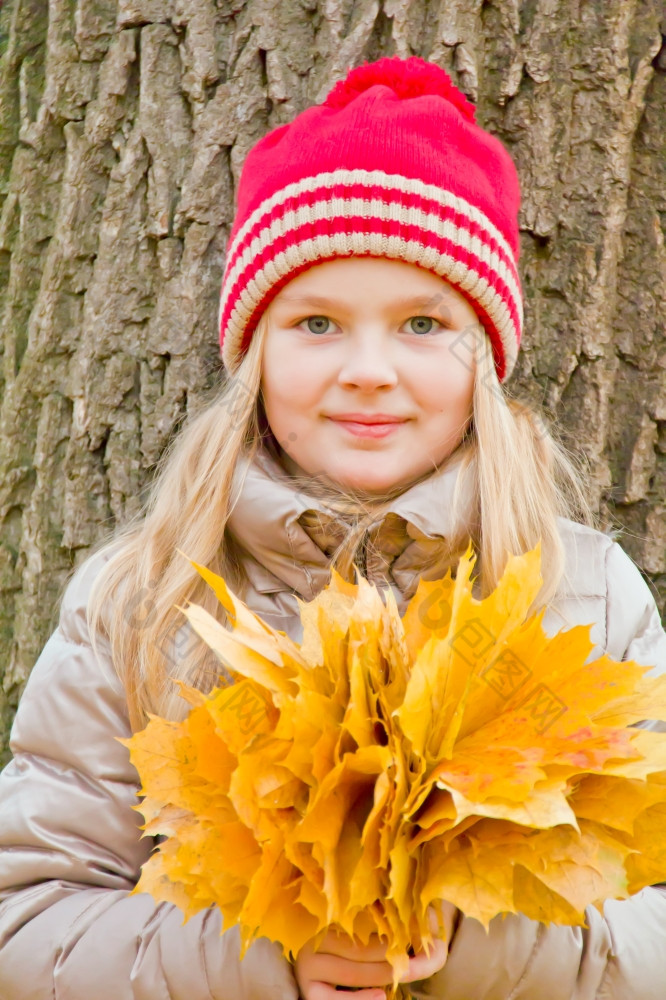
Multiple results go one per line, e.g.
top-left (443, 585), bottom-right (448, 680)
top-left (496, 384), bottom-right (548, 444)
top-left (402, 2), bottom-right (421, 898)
top-left (85, 312), bottom-right (594, 730)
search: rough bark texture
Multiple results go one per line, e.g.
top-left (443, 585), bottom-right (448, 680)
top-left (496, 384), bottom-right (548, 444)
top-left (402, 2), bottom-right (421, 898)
top-left (0, 0), bottom-right (664, 762)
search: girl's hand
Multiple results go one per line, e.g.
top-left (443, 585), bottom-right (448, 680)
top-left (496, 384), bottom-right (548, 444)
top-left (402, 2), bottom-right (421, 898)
top-left (293, 904), bottom-right (457, 1000)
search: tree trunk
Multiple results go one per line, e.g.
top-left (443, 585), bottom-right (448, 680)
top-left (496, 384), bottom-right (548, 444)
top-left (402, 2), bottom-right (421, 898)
top-left (0, 0), bottom-right (664, 762)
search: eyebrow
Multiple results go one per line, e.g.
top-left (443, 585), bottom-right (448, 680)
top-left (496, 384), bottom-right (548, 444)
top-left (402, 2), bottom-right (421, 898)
top-left (273, 293), bottom-right (453, 313)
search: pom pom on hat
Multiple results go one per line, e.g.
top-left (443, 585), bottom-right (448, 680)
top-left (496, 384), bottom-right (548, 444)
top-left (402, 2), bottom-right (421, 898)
top-left (324, 54), bottom-right (477, 124)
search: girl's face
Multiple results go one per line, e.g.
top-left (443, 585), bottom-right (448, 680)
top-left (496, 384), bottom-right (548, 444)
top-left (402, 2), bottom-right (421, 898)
top-left (260, 257), bottom-right (480, 495)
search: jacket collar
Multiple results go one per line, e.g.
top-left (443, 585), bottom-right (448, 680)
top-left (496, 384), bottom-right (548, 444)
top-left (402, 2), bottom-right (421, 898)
top-left (225, 439), bottom-right (477, 604)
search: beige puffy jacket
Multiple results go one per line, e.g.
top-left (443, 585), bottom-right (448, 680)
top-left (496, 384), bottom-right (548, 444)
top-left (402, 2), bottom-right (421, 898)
top-left (1, 445), bottom-right (665, 1000)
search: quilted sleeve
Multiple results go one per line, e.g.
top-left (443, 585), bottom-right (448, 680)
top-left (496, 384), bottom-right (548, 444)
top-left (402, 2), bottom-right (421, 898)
top-left (0, 548), bottom-right (299, 1000)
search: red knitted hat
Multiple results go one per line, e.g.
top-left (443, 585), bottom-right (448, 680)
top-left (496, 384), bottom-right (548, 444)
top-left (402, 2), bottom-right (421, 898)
top-left (219, 56), bottom-right (523, 381)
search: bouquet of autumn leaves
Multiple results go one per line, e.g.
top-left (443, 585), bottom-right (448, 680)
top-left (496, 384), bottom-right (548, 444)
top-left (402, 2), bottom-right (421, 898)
top-left (124, 543), bottom-right (666, 987)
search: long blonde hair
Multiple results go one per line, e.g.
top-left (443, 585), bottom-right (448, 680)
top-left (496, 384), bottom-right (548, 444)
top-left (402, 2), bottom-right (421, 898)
top-left (85, 312), bottom-right (593, 729)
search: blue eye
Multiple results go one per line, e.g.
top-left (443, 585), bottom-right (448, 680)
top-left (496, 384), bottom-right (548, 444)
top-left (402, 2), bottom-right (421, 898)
top-left (304, 316), bottom-right (332, 335)
top-left (408, 316), bottom-right (437, 335)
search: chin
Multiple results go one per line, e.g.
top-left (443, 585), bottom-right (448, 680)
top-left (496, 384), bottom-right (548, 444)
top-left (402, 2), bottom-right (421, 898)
top-left (328, 467), bottom-right (415, 496)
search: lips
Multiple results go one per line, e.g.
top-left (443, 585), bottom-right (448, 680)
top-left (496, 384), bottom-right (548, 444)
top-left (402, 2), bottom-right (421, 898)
top-left (326, 414), bottom-right (408, 439)
top-left (327, 414), bottom-right (408, 424)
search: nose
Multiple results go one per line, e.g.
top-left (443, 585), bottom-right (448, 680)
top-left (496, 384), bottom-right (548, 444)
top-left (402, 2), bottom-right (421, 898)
top-left (336, 330), bottom-right (399, 391)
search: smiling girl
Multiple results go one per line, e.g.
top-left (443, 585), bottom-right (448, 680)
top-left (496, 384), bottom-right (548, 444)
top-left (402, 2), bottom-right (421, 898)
top-left (0, 55), bottom-right (665, 1000)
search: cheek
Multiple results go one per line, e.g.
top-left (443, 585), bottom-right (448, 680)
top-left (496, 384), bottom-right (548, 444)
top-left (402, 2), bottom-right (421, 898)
top-left (415, 356), bottom-right (475, 417)
top-left (261, 344), bottom-right (326, 427)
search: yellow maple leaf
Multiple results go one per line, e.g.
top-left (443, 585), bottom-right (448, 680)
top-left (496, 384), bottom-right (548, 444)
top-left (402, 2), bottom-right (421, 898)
top-left (122, 542), bottom-right (666, 991)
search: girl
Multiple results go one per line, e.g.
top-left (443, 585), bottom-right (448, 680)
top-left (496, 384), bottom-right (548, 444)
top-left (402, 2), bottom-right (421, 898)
top-left (0, 55), bottom-right (665, 1000)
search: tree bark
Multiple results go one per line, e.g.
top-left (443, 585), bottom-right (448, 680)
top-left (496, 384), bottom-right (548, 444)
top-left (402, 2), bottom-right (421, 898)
top-left (0, 0), bottom-right (664, 762)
